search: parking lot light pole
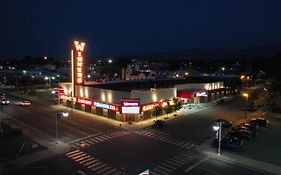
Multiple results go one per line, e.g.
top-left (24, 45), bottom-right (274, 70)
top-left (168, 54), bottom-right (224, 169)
top-left (55, 112), bottom-right (69, 144)
top-left (213, 122), bottom-right (222, 155)
top-left (242, 93), bottom-right (249, 122)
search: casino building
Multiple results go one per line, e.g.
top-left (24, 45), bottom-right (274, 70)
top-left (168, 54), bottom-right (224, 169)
top-left (59, 41), bottom-right (241, 122)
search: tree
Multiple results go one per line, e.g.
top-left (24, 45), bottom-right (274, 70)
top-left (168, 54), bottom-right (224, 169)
top-left (172, 98), bottom-right (182, 111)
top-left (152, 106), bottom-right (162, 120)
top-left (163, 105), bottom-right (173, 117)
top-left (254, 91), bottom-right (281, 113)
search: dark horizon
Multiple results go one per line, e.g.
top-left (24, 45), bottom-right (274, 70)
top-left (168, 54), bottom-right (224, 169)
top-left (1, 0), bottom-right (281, 59)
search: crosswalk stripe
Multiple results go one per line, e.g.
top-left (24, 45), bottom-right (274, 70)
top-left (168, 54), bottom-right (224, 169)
top-left (95, 137), bottom-right (105, 141)
top-left (149, 170), bottom-right (160, 175)
top-left (179, 153), bottom-right (193, 160)
top-left (161, 163), bottom-right (177, 170)
top-left (72, 154), bottom-right (87, 160)
top-left (181, 143), bottom-right (191, 148)
top-left (158, 136), bottom-right (168, 141)
top-left (186, 144), bottom-right (195, 149)
top-left (96, 166), bottom-right (112, 174)
top-left (66, 150), bottom-right (79, 156)
top-left (88, 162), bottom-right (101, 169)
top-left (90, 138), bottom-right (99, 143)
top-left (84, 159), bottom-right (99, 166)
top-left (162, 138), bottom-right (170, 142)
top-left (91, 163), bottom-right (108, 171)
top-left (166, 160), bottom-right (181, 167)
top-left (68, 151), bottom-right (84, 158)
top-left (169, 158), bottom-right (185, 165)
top-left (101, 168), bottom-right (118, 175)
top-left (174, 156), bottom-right (190, 162)
top-left (180, 153), bottom-right (194, 159)
top-left (85, 140), bottom-right (94, 144)
top-left (153, 168), bottom-right (169, 175)
top-left (156, 165), bottom-right (173, 172)
top-left (176, 141), bottom-right (186, 146)
top-left (79, 157), bottom-right (94, 164)
top-left (76, 155), bottom-right (91, 162)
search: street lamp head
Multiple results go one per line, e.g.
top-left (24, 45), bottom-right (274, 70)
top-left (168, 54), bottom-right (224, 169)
top-left (44, 76), bottom-right (49, 80)
top-left (51, 76), bottom-right (55, 80)
top-left (62, 112), bottom-right (69, 117)
top-left (242, 93), bottom-right (249, 98)
top-left (213, 125), bottom-right (220, 131)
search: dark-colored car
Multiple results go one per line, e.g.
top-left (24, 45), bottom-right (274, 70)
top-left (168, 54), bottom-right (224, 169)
top-left (217, 99), bottom-right (225, 105)
top-left (212, 119), bottom-right (232, 128)
top-left (212, 137), bottom-right (243, 151)
top-left (0, 98), bottom-right (10, 105)
top-left (241, 123), bottom-right (258, 130)
top-left (152, 120), bottom-right (165, 128)
top-left (227, 130), bottom-right (251, 141)
top-left (234, 126), bottom-right (257, 137)
top-left (249, 118), bottom-right (269, 127)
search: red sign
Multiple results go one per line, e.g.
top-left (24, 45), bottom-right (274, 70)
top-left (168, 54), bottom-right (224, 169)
top-left (142, 103), bottom-right (159, 112)
top-left (76, 97), bottom-right (93, 106)
top-left (73, 41), bottom-right (85, 85)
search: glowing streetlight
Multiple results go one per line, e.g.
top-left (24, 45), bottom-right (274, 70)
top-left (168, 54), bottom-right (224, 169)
top-left (242, 93), bottom-right (249, 121)
top-left (55, 112), bottom-right (69, 144)
top-left (213, 122), bottom-right (222, 155)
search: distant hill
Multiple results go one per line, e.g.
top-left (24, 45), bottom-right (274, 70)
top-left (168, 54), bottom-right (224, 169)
top-left (137, 43), bottom-right (281, 60)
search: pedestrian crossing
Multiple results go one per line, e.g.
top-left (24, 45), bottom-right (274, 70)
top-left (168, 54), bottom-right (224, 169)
top-left (136, 131), bottom-right (195, 150)
top-left (70, 131), bottom-right (131, 149)
top-left (150, 150), bottom-right (204, 175)
top-left (66, 149), bottom-right (123, 175)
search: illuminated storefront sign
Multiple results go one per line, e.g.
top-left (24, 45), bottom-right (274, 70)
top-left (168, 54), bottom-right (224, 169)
top-left (93, 102), bottom-right (116, 111)
top-left (60, 95), bottom-right (72, 101)
top-left (142, 103), bottom-right (159, 112)
top-left (121, 100), bottom-right (140, 114)
top-left (72, 41), bottom-right (85, 85)
top-left (76, 98), bottom-right (93, 106)
top-left (195, 91), bottom-right (208, 97)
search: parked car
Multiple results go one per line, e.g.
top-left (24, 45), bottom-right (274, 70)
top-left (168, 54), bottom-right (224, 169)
top-left (217, 99), bottom-right (225, 105)
top-left (18, 100), bottom-right (31, 106)
top-left (152, 120), bottom-right (165, 128)
top-left (212, 136), bottom-right (243, 151)
top-left (240, 123), bottom-right (258, 130)
top-left (233, 126), bottom-right (257, 137)
top-left (0, 98), bottom-right (10, 105)
top-left (212, 119), bottom-right (232, 128)
top-left (227, 130), bottom-right (252, 141)
top-left (249, 118), bottom-right (269, 127)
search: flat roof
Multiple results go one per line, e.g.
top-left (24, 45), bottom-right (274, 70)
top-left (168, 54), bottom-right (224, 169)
top-left (84, 76), bottom-right (240, 92)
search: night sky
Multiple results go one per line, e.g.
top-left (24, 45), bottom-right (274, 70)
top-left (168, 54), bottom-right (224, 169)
top-left (1, 0), bottom-right (281, 59)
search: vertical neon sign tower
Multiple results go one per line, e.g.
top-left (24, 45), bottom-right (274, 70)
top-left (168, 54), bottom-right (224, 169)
top-left (71, 41), bottom-right (85, 97)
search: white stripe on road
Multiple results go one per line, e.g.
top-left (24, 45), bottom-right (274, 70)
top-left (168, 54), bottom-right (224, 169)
top-left (184, 157), bottom-right (210, 173)
top-left (77, 170), bottom-right (87, 175)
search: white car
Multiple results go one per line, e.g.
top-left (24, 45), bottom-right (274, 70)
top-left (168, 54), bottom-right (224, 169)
top-left (0, 98), bottom-right (10, 105)
top-left (18, 100), bottom-right (31, 106)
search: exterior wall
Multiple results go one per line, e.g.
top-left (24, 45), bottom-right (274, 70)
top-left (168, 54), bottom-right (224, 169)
top-left (76, 85), bottom-right (130, 104)
top-left (175, 82), bottom-right (224, 91)
top-left (130, 88), bottom-right (177, 105)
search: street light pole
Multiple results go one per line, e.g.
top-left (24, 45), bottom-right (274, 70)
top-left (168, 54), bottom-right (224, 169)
top-left (55, 112), bottom-right (69, 144)
top-left (218, 122), bottom-right (222, 155)
top-left (243, 93), bottom-right (249, 122)
top-left (213, 122), bottom-right (222, 155)
top-left (55, 113), bottom-right (58, 144)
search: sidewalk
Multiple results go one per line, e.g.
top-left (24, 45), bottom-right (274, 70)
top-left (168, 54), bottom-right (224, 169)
top-left (0, 112), bottom-right (71, 174)
top-left (196, 140), bottom-right (281, 175)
